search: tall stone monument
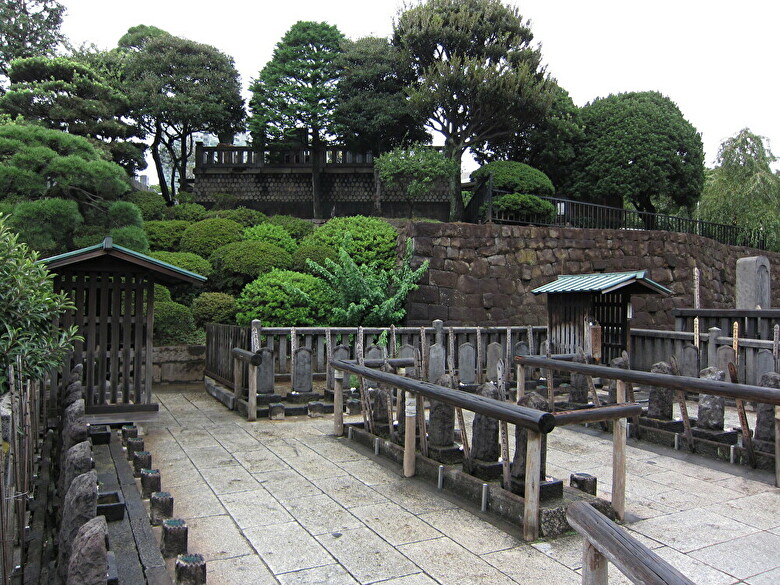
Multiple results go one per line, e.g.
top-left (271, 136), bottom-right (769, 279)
top-left (736, 256), bottom-right (771, 310)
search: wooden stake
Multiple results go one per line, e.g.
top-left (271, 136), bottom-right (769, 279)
top-left (729, 362), bottom-right (756, 468)
top-left (417, 394), bottom-right (428, 457)
top-left (612, 380), bottom-right (627, 521)
top-left (523, 430), bottom-right (542, 541)
top-left (333, 369), bottom-right (344, 436)
top-left (404, 393), bottom-right (417, 477)
top-left (582, 540), bottom-right (609, 585)
top-left (500, 420), bottom-right (511, 488)
top-left (670, 356), bottom-right (694, 452)
top-left (456, 407), bottom-right (470, 460)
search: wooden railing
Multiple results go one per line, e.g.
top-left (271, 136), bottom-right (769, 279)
top-left (673, 308), bottom-right (780, 340)
top-left (567, 502), bottom-right (696, 584)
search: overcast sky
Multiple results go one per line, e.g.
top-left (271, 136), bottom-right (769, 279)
top-left (59, 0), bottom-right (779, 170)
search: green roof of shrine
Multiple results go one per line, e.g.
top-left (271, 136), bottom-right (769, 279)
top-left (532, 271), bottom-right (671, 296)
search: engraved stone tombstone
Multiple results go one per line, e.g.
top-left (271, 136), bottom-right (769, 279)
top-left (486, 342), bottom-right (503, 383)
top-left (647, 361), bottom-right (674, 420)
top-left (569, 348), bottom-right (589, 404)
top-left (514, 341), bottom-right (533, 391)
top-left (257, 348), bottom-right (275, 394)
top-left (716, 345), bottom-right (736, 374)
top-left (697, 368), bottom-right (726, 431)
top-left (428, 342), bottom-right (446, 384)
top-left (366, 344), bottom-right (386, 361)
top-left (462, 382), bottom-right (502, 480)
top-left (607, 354), bottom-right (630, 404)
top-left (292, 347), bottom-right (313, 394)
top-left (754, 349), bottom-right (775, 385)
top-left (736, 256), bottom-right (771, 310)
top-left (427, 374), bottom-right (462, 464)
top-left (754, 372), bottom-right (780, 451)
top-left (458, 342), bottom-right (477, 385)
top-left (680, 344), bottom-right (700, 379)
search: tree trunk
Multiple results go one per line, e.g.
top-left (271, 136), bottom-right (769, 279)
top-left (178, 135), bottom-right (189, 196)
top-left (311, 133), bottom-right (323, 219)
top-left (151, 125), bottom-right (171, 203)
top-left (444, 142), bottom-right (464, 222)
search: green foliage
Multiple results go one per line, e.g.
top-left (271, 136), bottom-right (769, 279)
top-left (0, 122), bottom-right (130, 208)
top-left (71, 224), bottom-right (106, 249)
top-left (149, 251), bottom-right (212, 278)
top-left (334, 36), bottom-right (429, 154)
top-left (210, 192), bottom-right (238, 210)
top-left (236, 269), bottom-right (334, 327)
top-left (191, 292), bottom-right (237, 326)
top-left (0, 0), bottom-right (65, 78)
top-left (144, 220), bottom-right (190, 251)
top-left (153, 301), bottom-right (196, 346)
top-left (179, 218), bottom-right (243, 258)
top-left (304, 237), bottom-right (428, 326)
top-left (568, 91), bottom-right (704, 214)
top-left (394, 0), bottom-right (552, 220)
top-left (243, 222), bottom-right (297, 254)
top-left (110, 225), bottom-right (149, 253)
top-left (154, 283), bottom-right (172, 302)
top-left (108, 201), bottom-right (143, 229)
top-left (490, 193), bottom-right (556, 221)
top-left (164, 202), bottom-right (207, 222)
top-left (125, 190), bottom-right (167, 221)
top-left (291, 242), bottom-right (339, 274)
top-left (471, 161), bottom-right (554, 196)
top-left (9, 197), bottom-right (82, 256)
top-left (376, 144), bottom-right (457, 215)
top-left (206, 207), bottom-right (267, 227)
top-left (267, 215), bottom-right (314, 241)
top-left (208, 240), bottom-right (292, 295)
top-left (0, 214), bottom-right (80, 391)
top-left (697, 129), bottom-right (780, 250)
top-left (300, 216), bottom-right (398, 270)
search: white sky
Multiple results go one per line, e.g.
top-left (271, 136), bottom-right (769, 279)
top-left (59, 0), bottom-right (779, 170)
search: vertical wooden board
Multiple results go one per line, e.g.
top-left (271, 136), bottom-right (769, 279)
top-left (110, 274), bottom-right (122, 403)
top-left (97, 273), bottom-right (110, 404)
top-left (73, 273), bottom-right (86, 368)
top-left (85, 273), bottom-right (98, 405)
top-left (133, 275), bottom-right (145, 403)
top-left (143, 278), bottom-right (154, 404)
top-left (121, 277), bottom-right (133, 401)
top-left (613, 380), bottom-right (627, 521)
top-left (582, 541), bottom-right (609, 585)
top-left (523, 431), bottom-right (542, 542)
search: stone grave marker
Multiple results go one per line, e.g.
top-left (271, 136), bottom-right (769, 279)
top-left (680, 344), bottom-right (700, 378)
top-left (458, 342), bottom-right (476, 385)
top-left (292, 347), bottom-right (313, 393)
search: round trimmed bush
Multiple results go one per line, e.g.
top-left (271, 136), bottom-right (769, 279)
top-left (154, 284), bottom-right (172, 302)
top-left (144, 220), bottom-right (190, 251)
top-left (164, 202), bottom-right (208, 222)
top-left (236, 269), bottom-right (335, 327)
top-left (243, 223), bottom-right (297, 254)
top-left (206, 207), bottom-right (267, 227)
top-left (72, 224), bottom-right (106, 249)
top-left (153, 301), bottom-right (196, 345)
top-left (126, 191), bottom-right (166, 221)
top-left (492, 193), bottom-right (556, 221)
top-left (149, 251), bottom-right (212, 278)
top-left (110, 225), bottom-right (150, 253)
top-left (471, 161), bottom-right (555, 196)
top-left (300, 216), bottom-right (398, 270)
top-left (108, 201), bottom-right (143, 229)
top-left (179, 218), bottom-right (243, 258)
top-left (268, 215), bottom-right (314, 241)
top-left (192, 292), bottom-right (237, 326)
top-left (209, 240), bottom-right (292, 295)
top-left (291, 242), bottom-right (339, 274)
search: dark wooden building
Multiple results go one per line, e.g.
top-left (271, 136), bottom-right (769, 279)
top-left (532, 271), bottom-right (671, 363)
top-left (43, 238), bottom-right (206, 414)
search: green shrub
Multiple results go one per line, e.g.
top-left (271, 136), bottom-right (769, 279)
top-left (268, 215), bottom-right (314, 241)
top-left (153, 301), bottom-right (196, 345)
top-left (491, 193), bottom-right (556, 221)
top-left (206, 207), bottom-right (267, 227)
top-left (149, 251), bottom-right (212, 278)
top-left (179, 218), bottom-right (243, 258)
top-left (291, 242), bottom-right (338, 273)
top-left (192, 292), bottom-right (237, 326)
top-left (144, 220), bottom-right (190, 251)
top-left (154, 283), bottom-right (172, 302)
top-left (110, 225), bottom-right (150, 253)
top-left (108, 201), bottom-right (143, 229)
top-left (9, 198), bottom-right (83, 256)
top-left (300, 216), bottom-right (397, 270)
top-left (72, 224), bottom-right (107, 248)
top-left (208, 240), bottom-right (292, 295)
top-left (164, 202), bottom-right (208, 222)
top-left (243, 223), bottom-right (297, 254)
top-left (210, 192), bottom-right (238, 210)
top-left (471, 161), bottom-right (555, 196)
top-left (236, 269), bottom-right (334, 327)
top-left (126, 191), bottom-right (167, 221)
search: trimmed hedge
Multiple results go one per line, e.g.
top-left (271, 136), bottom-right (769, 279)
top-left (236, 269), bottom-right (335, 327)
top-left (110, 226), bottom-right (150, 253)
top-left (192, 292), bottom-right (237, 326)
top-left (206, 207), bottom-right (267, 227)
top-left (243, 223), bottom-right (297, 254)
top-left (108, 201), bottom-right (143, 229)
top-left (179, 218), bottom-right (243, 258)
top-left (153, 301), bottom-right (196, 345)
top-left (291, 242), bottom-right (339, 274)
top-left (149, 251), bottom-right (212, 278)
top-left (492, 193), bottom-right (556, 221)
top-left (208, 240), bottom-right (292, 295)
top-left (144, 220), bottom-right (190, 251)
top-left (126, 191), bottom-right (167, 221)
top-left (268, 215), bottom-right (314, 241)
top-left (164, 202), bottom-right (208, 222)
top-left (300, 216), bottom-right (397, 270)
top-left (471, 161), bottom-right (555, 196)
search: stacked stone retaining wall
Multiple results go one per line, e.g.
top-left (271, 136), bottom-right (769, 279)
top-left (401, 222), bottom-right (780, 329)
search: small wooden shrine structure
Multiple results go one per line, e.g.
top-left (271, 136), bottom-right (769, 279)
top-left (532, 271), bottom-right (671, 363)
top-left (43, 237), bottom-right (206, 414)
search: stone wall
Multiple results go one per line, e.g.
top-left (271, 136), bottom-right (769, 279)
top-left (152, 345), bottom-right (205, 384)
top-left (401, 222), bottom-right (780, 329)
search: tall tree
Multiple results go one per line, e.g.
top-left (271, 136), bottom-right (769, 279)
top-left (697, 128), bottom-right (780, 250)
top-left (0, 0), bottom-right (65, 82)
top-left (249, 21), bottom-right (345, 219)
top-left (119, 27), bottom-right (245, 202)
top-left (0, 56), bottom-right (146, 173)
top-left (394, 0), bottom-right (552, 221)
top-left (568, 91), bottom-right (704, 215)
top-left (334, 36), bottom-right (428, 154)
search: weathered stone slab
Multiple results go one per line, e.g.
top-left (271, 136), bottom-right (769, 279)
top-left (458, 342), bottom-right (476, 385)
top-left (257, 347), bottom-right (274, 394)
top-left (569, 348), bottom-right (589, 404)
top-left (698, 367), bottom-right (726, 431)
top-left (60, 440), bottom-right (93, 499)
top-left (736, 255), bottom-right (771, 310)
top-left (679, 344), bottom-right (700, 378)
top-left (755, 372), bottom-right (780, 445)
top-left (293, 347), bottom-right (313, 393)
top-left (59, 470), bottom-right (98, 582)
top-left (67, 515), bottom-right (108, 585)
top-left (647, 361), bottom-right (674, 420)
top-left (468, 382), bottom-right (500, 462)
top-left (486, 342), bottom-right (503, 383)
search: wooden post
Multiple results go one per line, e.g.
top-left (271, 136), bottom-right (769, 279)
top-left (582, 540), bottom-right (608, 585)
top-left (500, 421), bottom-right (511, 488)
top-left (523, 430), bottom-right (542, 541)
top-left (232, 356), bottom-right (241, 407)
top-left (612, 380), bottom-right (627, 521)
top-left (456, 407), bottom-right (470, 460)
top-left (517, 363), bottom-right (525, 403)
top-left (404, 393), bottom-right (417, 478)
top-left (247, 362), bottom-right (257, 422)
top-left (333, 368), bottom-right (344, 436)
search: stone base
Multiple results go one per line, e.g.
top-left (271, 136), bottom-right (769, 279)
top-left (97, 491), bottom-right (125, 522)
top-left (285, 391), bottom-right (322, 404)
top-left (508, 477), bottom-right (564, 502)
top-left (691, 426), bottom-right (739, 445)
top-left (639, 416), bottom-right (684, 432)
top-left (256, 393), bottom-right (283, 405)
top-left (570, 473), bottom-right (597, 496)
top-left (88, 425), bottom-right (111, 445)
top-left (752, 439), bottom-right (776, 455)
top-left (427, 444), bottom-right (464, 465)
top-left (462, 458), bottom-right (503, 481)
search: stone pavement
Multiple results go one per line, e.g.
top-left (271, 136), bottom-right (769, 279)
top-left (140, 385), bottom-right (780, 585)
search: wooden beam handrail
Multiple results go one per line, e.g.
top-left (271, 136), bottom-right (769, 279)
top-left (231, 347), bottom-right (263, 366)
top-left (331, 359), bottom-right (556, 434)
top-left (553, 404), bottom-right (643, 427)
top-left (566, 502), bottom-right (696, 585)
top-left (350, 357), bottom-right (417, 369)
top-left (515, 356), bottom-right (780, 405)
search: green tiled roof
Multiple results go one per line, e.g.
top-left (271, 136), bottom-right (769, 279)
top-left (532, 271), bottom-right (671, 296)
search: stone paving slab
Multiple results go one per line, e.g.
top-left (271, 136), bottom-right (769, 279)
top-left (139, 385), bottom-right (780, 585)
